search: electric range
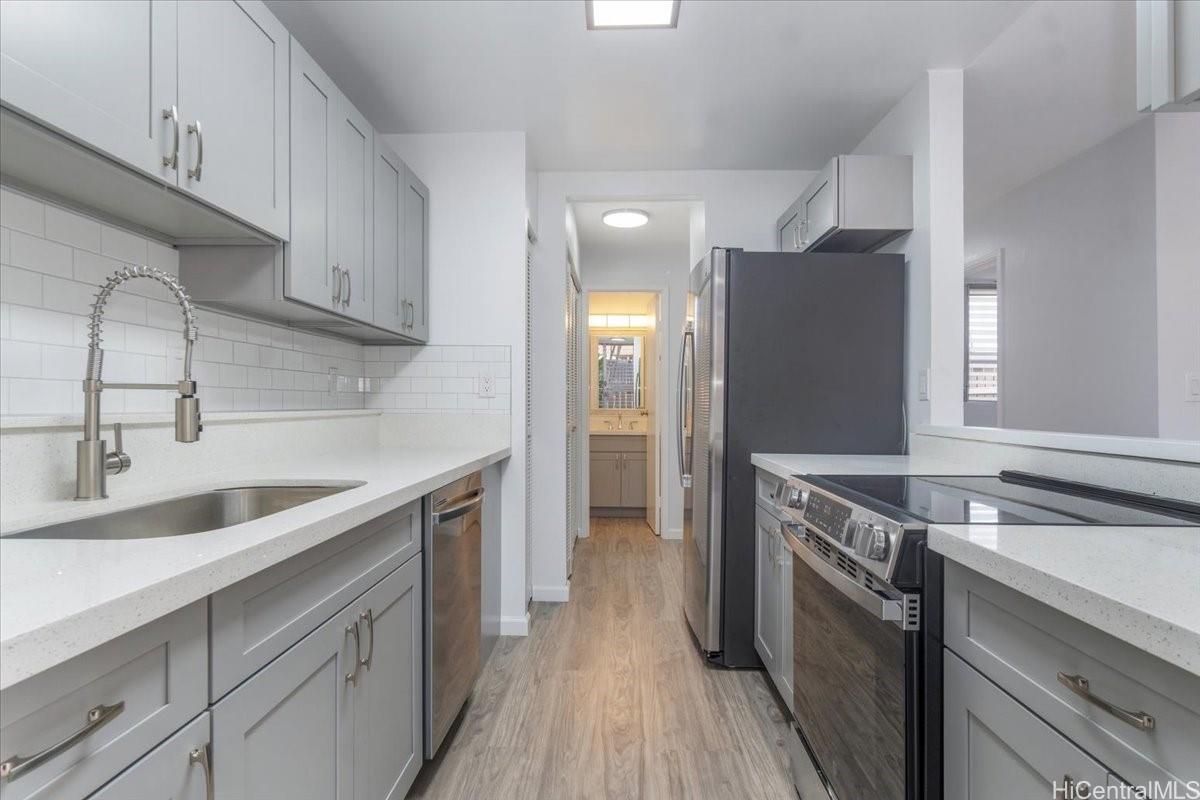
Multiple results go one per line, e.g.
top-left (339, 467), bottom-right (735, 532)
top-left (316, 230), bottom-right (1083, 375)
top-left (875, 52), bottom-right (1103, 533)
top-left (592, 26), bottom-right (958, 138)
top-left (777, 470), bottom-right (1199, 800)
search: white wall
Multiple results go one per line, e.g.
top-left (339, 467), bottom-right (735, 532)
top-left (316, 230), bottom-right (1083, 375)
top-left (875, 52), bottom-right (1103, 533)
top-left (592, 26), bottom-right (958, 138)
top-left (383, 131), bottom-right (531, 634)
top-left (853, 70), bottom-right (965, 430)
top-left (1155, 113), bottom-right (1200, 441)
top-left (531, 169), bottom-right (809, 598)
top-left (965, 118), bottom-right (1160, 437)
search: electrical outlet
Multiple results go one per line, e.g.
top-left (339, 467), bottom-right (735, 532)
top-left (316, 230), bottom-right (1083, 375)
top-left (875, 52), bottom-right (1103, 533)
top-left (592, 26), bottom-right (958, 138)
top-left (328, 366), bottom-right (339, 396)
top-left (918, 369), bottom-right (930, 401)
top-left (1186, 372), bottom-right (1200, 402)
top-left (478, 372), bottom-right (496, 398)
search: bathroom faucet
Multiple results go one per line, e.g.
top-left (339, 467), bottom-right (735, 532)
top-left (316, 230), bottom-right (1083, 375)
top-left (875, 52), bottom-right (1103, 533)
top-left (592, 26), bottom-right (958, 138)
top-left (76, 265), bottom-right (202, 500)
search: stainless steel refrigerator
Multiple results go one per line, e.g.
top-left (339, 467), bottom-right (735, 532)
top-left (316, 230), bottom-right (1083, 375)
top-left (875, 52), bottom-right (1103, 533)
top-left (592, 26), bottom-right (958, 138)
top-left (678, 248), bottom-right (906, 667)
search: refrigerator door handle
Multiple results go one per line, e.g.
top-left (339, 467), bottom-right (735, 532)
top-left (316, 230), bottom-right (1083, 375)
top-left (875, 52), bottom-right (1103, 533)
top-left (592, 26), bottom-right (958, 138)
top-left (677, 323), bottom-right (694, 488)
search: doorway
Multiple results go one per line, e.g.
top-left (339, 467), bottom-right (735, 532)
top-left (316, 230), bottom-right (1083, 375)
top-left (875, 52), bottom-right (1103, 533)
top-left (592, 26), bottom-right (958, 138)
top-left (582, 291), bottom-right (664, 535)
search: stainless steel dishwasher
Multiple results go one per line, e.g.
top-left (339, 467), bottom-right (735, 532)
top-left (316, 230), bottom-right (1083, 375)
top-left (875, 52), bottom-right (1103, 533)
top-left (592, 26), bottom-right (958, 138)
top-left (424, 472), bottom-right (484, 758)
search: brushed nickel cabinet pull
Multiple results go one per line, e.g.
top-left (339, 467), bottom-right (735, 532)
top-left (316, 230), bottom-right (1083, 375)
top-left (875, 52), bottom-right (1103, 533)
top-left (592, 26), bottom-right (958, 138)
top-left (332, 264), bottom-right (342, 305)
top-left (359, 609), bottom-right (374, 670)
top-left (0, 701), bottom-right (125, 781)
top-left (346, 621), bottom-right (361, 685)
top-left (186, 121), bottom-right (203, 180)
top-left (162, 106), bottom-right (179, 169)
top-left (344, 268), bottom-right (352, 305)
top-left (189, 742), bottom-right (214, 800)
top-left (1057, 672), bottom-right (1156, 731)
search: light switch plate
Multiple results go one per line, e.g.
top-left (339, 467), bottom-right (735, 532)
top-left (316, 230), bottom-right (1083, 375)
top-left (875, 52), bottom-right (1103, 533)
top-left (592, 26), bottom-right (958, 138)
top-left (1186, 372), bottom-right (1200, 402)
top-left (918, 369), bottom-right (930, 401)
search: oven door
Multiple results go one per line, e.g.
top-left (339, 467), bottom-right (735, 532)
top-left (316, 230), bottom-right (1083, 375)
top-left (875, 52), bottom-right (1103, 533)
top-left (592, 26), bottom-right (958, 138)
top-left (786, 525), bottom-right (916, 800)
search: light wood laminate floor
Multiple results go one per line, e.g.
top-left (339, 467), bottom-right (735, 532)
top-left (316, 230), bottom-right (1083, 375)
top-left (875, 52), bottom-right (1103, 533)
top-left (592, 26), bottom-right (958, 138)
top-left (411, 516), bottom-right (795, 799)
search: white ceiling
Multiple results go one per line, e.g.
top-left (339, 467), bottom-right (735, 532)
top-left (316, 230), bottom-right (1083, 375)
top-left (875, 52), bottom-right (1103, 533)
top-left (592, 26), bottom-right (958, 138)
top-left (572, 200), bottom-right (694, 254)
top-left (965, 0), bottom-right (1141, 212)
top-left (265, 0), bottom-right (1031, 170)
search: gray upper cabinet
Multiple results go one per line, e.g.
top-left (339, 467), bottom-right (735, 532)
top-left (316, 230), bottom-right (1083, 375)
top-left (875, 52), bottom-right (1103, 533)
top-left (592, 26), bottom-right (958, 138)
top-left (335, 95), bottom-right (374, 324)
top-left (944, 651), bottom-right (1115, 799)
top-left (402, 165), bottom-right (430, 342)
top-left (1138, 0), bottom-right (1200, 111)
top-left (373, 139), bottom-right (406, 333)
top-left (176, 0), bottom-right (290, 239)
top-left (777, 154), bottom-right (912, 253)
top-left (0, 0), bottom-right (178, 181)
top-left (286, 37), bottom-right (337, 312)
top-left (212, 602), bottom-right (357, 800)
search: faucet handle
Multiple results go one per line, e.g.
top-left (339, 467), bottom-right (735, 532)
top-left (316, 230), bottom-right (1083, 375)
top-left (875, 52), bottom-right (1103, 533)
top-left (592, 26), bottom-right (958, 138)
top-left (104, 423), bottom-right (132, 475)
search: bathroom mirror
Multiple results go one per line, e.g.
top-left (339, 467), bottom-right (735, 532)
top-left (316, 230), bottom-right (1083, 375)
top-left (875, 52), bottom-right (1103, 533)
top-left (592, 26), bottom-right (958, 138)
top-left (593, 334), bottom-right (645, 410)
top-left (963, 0), bottom-right (1198, 440)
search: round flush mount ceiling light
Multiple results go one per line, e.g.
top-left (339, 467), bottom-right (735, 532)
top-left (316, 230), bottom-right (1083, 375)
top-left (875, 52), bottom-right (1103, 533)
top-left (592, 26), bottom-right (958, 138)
top-left (602, 209), bottom-right (650, 228)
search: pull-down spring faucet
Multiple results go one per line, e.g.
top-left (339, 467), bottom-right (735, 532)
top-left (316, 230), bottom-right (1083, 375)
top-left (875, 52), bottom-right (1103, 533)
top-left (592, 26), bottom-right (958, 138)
top-left (76, 265), bottom-right (202, 500)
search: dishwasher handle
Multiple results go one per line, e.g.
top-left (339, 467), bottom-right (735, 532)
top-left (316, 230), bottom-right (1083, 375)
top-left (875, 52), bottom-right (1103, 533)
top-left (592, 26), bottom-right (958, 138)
top-left (432, 487), bottom-right (485, 524)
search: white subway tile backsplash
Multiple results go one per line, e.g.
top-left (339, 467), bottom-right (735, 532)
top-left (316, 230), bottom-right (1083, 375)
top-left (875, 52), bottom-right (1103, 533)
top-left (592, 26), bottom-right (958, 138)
top-left (0, 186), bottom-right (511, 418)
top-left (9, 231), bottom-right (73, 278)
top-left (44, 205), bottom-right (102, 252)
top-left (100, 224), bottom-right (148, 266)
top-left (1, 265), bottom-right (42, 306)
top-left (0, 188), bottom-right (45, 236)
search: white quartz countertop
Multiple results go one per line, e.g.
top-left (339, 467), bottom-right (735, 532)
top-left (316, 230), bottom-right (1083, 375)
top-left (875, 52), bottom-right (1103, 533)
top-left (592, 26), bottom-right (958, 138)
top-left (0, 443), bottom-right (509, 690)
top-left (752, 451), bottom-right (1200, 677)
top-left (929, 523), bottom-right (1200, 677)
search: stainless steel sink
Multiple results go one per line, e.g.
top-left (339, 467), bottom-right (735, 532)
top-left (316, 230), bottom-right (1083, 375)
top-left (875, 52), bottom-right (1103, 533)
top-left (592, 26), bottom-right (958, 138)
top-left (5, 483), bottom-right (365, 540)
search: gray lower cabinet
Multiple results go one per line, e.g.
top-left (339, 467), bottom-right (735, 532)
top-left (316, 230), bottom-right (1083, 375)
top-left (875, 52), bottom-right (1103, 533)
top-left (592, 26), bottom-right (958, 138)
top-left (212, 598), bottom-right (356, 800)
top-left (87, 713), bottom-right (212, 800)
top-left (752, 484), bottom-right (793, 714)
top-left (211, 555), bottom-right (423, 800)
top-left (944, 651), bottom-right (1114, 798)
top-left (619, 453), bottom-right (647, 508)
top-left (353, 558), bottom-right (424, 800)
top-left (589, 452), bottom-right (622, 507)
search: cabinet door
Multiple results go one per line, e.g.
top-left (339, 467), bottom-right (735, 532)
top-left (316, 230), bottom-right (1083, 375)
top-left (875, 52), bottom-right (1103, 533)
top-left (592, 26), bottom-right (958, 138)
top-left (0, 0), bottom-right (178, 182)
top-left (402, 166), bottom-right (430, 342)
top-left (88, 713), bottom-right (211, 800)
top-left (778, 210), bottom-right (802, 253)
top-left (354, 558), bottom-right (424, 800)
top-left (753, 508), bottom-right (781, 677)
top-left (372, 138), bottom-right (405, 334)
top-left (212, 605), bottom-right (356, 800)
top-left (286, 37), bottom-right (338, 310)
top-left (335, 93), bottom-right (374, 323)
top-left (778, 533), bottom-right (794, 711)
top-left (620, 453), bottom-right (648, 507)
top-left (176, 0), bottom-right (289, 238)
top-left (803, 158), bottom-right (838, 248)
top-left (944, 650), bottom-right (1113, 799)
top-left (589, 452), bottom-right (622, 508)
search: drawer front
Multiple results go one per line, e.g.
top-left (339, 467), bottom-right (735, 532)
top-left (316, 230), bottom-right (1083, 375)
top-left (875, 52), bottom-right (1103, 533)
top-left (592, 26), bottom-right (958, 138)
top-left (589, 434), bottom-right (647, 453)
top-left (0, 602), bottom-right (207, 800)
top-left (210, 499), bottom-right (421, 701)
top-left (87, 713), bottom-right (211, 800)
top-left (945, 562), bottom-right (1200, 785)
top-left (755, 469), bottom-right (785, 517)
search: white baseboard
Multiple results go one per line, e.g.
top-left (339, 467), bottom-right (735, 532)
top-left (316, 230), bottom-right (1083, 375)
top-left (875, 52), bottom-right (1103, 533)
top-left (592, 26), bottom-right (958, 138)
top-left (662, 527), bottom-right (683, 540)
top-left (499, 612), bottom-right (530, 637)
top-left (532, 583), bottom-right (570, 602)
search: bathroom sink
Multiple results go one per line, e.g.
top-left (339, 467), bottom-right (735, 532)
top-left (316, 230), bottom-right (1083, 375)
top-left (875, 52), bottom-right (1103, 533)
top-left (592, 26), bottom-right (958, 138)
top-left (5, 483), bottom-right (365, 540)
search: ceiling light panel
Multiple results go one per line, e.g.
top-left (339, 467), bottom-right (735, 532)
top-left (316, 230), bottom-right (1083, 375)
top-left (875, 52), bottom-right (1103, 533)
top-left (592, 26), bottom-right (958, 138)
top-left (586, 0), bottom-right (680, 30)
top-left (602, 208), bottom-right (650, 228)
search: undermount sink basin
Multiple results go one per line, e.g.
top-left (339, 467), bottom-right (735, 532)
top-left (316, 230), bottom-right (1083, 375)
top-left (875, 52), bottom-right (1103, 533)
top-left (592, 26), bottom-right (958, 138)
top-left (6, 483), bottom-right (365, 540)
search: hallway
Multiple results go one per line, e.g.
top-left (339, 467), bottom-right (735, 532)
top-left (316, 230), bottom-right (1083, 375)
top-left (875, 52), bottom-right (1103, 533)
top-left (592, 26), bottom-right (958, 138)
top-left (410, 517), bottom-right (795, 799)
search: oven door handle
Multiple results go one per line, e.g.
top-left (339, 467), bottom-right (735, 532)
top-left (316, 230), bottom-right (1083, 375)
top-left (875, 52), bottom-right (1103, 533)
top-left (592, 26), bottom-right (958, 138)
top-left (783, 524), bottom-right (906, 626)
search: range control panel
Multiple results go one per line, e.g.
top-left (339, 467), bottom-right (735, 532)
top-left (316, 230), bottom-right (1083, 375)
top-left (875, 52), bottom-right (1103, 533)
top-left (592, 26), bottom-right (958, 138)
top-left (803, 492), bottom-right (854, 544)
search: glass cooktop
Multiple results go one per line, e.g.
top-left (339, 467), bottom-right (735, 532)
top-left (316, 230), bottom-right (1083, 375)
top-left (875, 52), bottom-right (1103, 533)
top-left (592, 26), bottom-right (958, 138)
top-left (808, 474), bottom-right (1200, 527)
